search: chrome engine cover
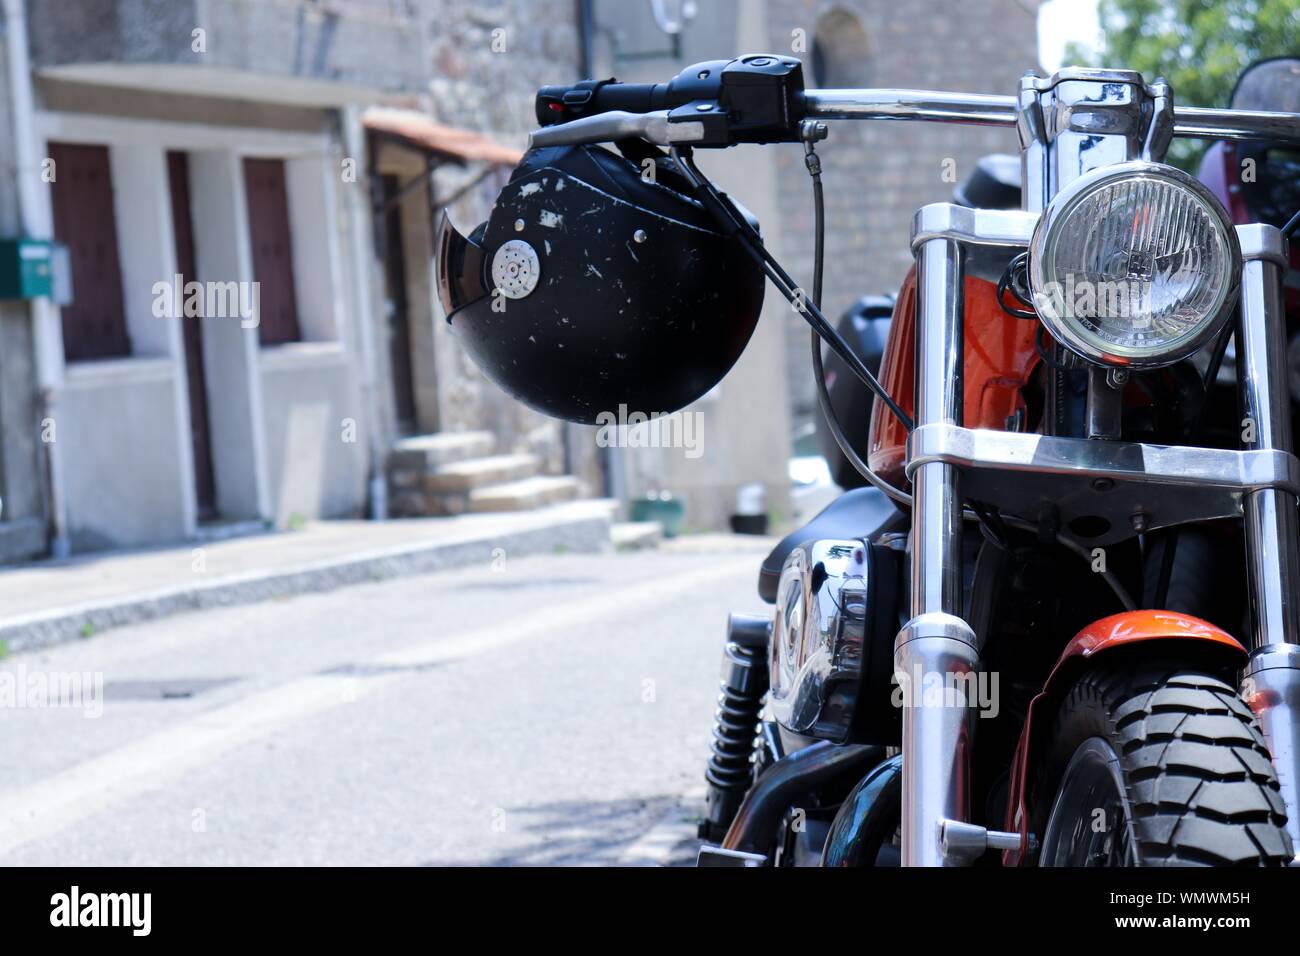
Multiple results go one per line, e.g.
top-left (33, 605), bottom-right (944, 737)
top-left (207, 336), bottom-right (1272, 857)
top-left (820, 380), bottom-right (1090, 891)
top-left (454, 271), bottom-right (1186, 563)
top-left (769, 539), bottom-right (871, 742)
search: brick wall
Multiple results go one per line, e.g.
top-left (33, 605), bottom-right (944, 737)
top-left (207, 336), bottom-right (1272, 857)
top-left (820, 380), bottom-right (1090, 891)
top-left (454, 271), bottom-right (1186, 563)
top-left (766, 0), bottom-right (1042, 427)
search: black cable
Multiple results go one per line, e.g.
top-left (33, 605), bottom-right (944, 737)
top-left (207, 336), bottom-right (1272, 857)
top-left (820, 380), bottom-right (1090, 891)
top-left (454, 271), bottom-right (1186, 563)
top-left (1035, 325), bottom-right (1074, 371)
top-left (996, 252), bottom-right (1037, 321)
top-left (799, 136), bottom-right (912, 506)
top-left (1202, 320), bottom-right (1234, 396)
top-left (808, 146), bottom-right (824, 310)
top-left (670, 145), bottom-right (914, 432)
top-left (1153, 531), bottom-right (1178, 609)
top-left (1283, 206), bottom-right (1300, 239)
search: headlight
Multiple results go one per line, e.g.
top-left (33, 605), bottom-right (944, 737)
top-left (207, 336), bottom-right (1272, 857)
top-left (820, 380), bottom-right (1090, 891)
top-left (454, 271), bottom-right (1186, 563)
top-left (1029, 161), bottom-right (1240, 367)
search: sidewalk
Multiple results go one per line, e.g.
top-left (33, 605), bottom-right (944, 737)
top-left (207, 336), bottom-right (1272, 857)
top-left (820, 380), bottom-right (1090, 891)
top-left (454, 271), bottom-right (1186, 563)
top-left (0, 501), bottom-right (615, 654)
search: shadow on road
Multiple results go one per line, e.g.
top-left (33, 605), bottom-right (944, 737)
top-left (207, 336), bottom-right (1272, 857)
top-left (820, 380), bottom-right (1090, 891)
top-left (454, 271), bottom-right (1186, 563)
top-left (420, 794), bottom-right (691, 866)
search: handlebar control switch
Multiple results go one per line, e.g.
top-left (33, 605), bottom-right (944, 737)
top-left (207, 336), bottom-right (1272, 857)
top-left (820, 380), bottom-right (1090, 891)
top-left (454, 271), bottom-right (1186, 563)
top-left (535, 55), bottom-right (806, 147)
top-left (716, 54), bottom-right (807, 144)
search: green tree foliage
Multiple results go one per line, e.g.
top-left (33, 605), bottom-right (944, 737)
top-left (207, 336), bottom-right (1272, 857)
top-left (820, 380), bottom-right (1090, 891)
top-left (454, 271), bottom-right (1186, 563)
top-left (1067, 0), bottom-right (1300, 165)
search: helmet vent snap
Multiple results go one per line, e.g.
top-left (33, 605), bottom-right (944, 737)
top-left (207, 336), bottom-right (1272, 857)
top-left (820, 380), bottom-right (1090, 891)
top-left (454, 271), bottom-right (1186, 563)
top-left (491, 239), bottom-right (541, 299)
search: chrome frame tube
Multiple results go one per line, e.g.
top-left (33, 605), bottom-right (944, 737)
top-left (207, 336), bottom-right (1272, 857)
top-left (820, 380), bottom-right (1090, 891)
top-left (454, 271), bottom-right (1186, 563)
top-left (1236, 224), bottom-right (1300, 854)
top-left (896, 238), bottom-right (981, 866)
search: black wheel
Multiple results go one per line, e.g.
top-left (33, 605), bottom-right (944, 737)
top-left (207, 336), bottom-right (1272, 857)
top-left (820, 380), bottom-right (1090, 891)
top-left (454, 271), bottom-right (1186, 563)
top-left (1031, 663), bottom-right (1293, 866)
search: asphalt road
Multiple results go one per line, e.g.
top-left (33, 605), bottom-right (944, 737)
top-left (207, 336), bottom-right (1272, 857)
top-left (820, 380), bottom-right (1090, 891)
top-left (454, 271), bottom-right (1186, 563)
top-left (0, 537), bottom-right (771, 866)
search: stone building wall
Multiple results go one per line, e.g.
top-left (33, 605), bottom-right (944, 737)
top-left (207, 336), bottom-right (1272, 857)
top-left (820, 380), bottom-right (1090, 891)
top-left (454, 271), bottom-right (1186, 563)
top-left (766, 0), bottom-right (1043, 429)
top-left (409, 0), bottom-right (1043, 522)
top-left (419, 0), bottom-right (588, 481)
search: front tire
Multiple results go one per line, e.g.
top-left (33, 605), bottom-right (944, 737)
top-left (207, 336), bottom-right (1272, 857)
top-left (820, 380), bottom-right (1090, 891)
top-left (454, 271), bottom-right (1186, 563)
top-left (1031, 663), bottom-right (1293, 866)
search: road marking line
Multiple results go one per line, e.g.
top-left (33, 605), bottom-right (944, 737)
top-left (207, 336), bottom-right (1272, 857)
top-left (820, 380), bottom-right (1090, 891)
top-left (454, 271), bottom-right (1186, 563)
top-left (0, 558), bottom-right (754, 858)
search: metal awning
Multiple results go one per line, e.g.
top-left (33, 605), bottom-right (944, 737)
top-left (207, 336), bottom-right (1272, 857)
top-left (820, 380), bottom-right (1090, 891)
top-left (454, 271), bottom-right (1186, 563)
top-left (362, 108), bottom-right (523, 166)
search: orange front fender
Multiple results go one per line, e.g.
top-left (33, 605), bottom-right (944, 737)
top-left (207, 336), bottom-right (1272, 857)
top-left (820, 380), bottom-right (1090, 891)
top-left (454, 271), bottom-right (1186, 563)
top-left (1048, 611), bottom-right (1247, 667)
top-left (1001, 611), bottom-right (1247, 866)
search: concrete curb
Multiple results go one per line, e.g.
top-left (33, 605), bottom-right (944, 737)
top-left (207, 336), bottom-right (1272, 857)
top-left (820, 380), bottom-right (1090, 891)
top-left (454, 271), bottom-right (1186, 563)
top-left (0, 507), bottom-right (612, 655)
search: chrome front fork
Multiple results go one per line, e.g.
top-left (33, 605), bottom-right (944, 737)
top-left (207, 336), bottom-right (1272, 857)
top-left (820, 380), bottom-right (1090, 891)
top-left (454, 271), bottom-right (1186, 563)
top-left (896, 237), bottom-right (981, 866)
top-left (1237, 224), bottom-right (1300, 858)
top-left (899, 223), bottom-right (1300, 865)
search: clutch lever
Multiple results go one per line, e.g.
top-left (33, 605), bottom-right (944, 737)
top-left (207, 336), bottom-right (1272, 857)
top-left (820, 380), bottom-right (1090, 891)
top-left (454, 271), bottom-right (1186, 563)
top-left (527, 110), bottom-right (706, 149)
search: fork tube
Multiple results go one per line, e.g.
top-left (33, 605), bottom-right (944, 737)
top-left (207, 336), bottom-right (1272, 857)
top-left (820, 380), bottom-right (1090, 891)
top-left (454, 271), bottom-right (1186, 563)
top-left (913, 239), bottom-right (965, 611)
top-left (1238, 228), bottom-right (1300, 646)
top-left (1236, 223), bottom-right (1300, 857)
top-left (896, 237), bottom-right (980, 866)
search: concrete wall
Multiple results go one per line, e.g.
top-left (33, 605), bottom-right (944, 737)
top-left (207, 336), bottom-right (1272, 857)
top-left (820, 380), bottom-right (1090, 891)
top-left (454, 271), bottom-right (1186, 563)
top-left (30, 83), bottom-right (372, 548)
top-left (0, 1), bottom-right (428, 556)
top-left (59, 361), bottom-right (189, 550)
top-left (0, 302), bottom-right (47, 561)
top-left (187, 147), bottom-right (270, 524)
top-left (260, 348), bottom-right (367, 525)
top-left (27, 0), bottom-right (427, 99)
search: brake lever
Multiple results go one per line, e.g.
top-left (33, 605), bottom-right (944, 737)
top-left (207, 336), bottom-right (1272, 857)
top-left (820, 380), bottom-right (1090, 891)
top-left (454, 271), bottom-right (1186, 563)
top-left (527, 110), bottom-right (706, 149)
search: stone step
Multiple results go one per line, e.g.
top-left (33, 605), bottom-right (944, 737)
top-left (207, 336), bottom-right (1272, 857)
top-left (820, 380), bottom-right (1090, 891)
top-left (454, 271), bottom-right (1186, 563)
top-left (611, 521), bottom-right (663, 551)
top-left (388, 432), bottom-right (495, 480)
top-left (425, 453), bottom-right (540, 492)
top-left (468, 475), bottom-right (582, 513)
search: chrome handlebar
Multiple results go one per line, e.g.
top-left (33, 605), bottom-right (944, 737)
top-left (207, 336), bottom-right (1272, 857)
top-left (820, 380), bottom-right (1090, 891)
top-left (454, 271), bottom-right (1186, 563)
top-left (801, 89), bottom-right (1020, 126)
top-left (804, 89), bottom-right (1300, 144)
top-left (529, 87), bottom-right (1300, 149)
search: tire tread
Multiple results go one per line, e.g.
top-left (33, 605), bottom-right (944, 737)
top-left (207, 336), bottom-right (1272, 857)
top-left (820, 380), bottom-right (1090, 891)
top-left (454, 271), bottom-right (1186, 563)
top-left (1033, 663), bottom-right (1293, 867)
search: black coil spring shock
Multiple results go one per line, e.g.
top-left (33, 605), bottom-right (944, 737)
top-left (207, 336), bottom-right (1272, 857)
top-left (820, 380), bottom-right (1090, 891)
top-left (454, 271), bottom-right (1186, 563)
top-left (699, 614), bottom-right (770, 843)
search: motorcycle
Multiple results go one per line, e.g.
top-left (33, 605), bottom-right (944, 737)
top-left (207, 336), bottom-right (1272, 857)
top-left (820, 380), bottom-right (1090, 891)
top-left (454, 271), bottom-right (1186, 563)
top-left (437, 54), bottom-right (1300, 866)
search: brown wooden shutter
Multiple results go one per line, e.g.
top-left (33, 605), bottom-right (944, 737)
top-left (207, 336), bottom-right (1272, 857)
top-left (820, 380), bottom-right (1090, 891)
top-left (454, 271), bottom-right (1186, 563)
top-left (242, 158), bottom-right (302, 345)
top-left (168, 151), bottom-right (218, 519)
top-left (49, 143), bottom-right (130, 361)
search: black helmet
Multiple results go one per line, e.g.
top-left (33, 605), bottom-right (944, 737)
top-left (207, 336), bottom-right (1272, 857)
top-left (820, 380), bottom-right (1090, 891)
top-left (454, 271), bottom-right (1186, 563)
top-left (435, 144), bottom-right (764, 424)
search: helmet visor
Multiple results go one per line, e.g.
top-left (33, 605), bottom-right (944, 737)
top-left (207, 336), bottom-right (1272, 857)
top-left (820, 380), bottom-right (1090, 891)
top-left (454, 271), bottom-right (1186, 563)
top-left (435, 210), bottom-right (486, 318)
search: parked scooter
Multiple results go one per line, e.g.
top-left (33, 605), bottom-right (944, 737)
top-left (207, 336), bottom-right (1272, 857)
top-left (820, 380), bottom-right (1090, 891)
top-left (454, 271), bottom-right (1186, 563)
top-left (438, 54), bottom-right (1300, 866)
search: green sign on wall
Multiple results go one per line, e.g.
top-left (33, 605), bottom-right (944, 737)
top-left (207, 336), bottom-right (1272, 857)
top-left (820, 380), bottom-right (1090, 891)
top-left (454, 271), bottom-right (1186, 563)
top-left (0, 238), bottom-right (69, 301)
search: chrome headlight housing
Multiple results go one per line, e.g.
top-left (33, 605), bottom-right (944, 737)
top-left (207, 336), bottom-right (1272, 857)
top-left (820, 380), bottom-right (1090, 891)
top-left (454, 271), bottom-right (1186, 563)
top-left (1029, 161), bottom-right (1241, 367)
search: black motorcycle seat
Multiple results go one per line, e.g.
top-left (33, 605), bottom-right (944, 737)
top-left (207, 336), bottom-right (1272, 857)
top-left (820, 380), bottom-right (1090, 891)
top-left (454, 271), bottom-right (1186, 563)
top-left (758, 487), bottom-right (904, 602)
